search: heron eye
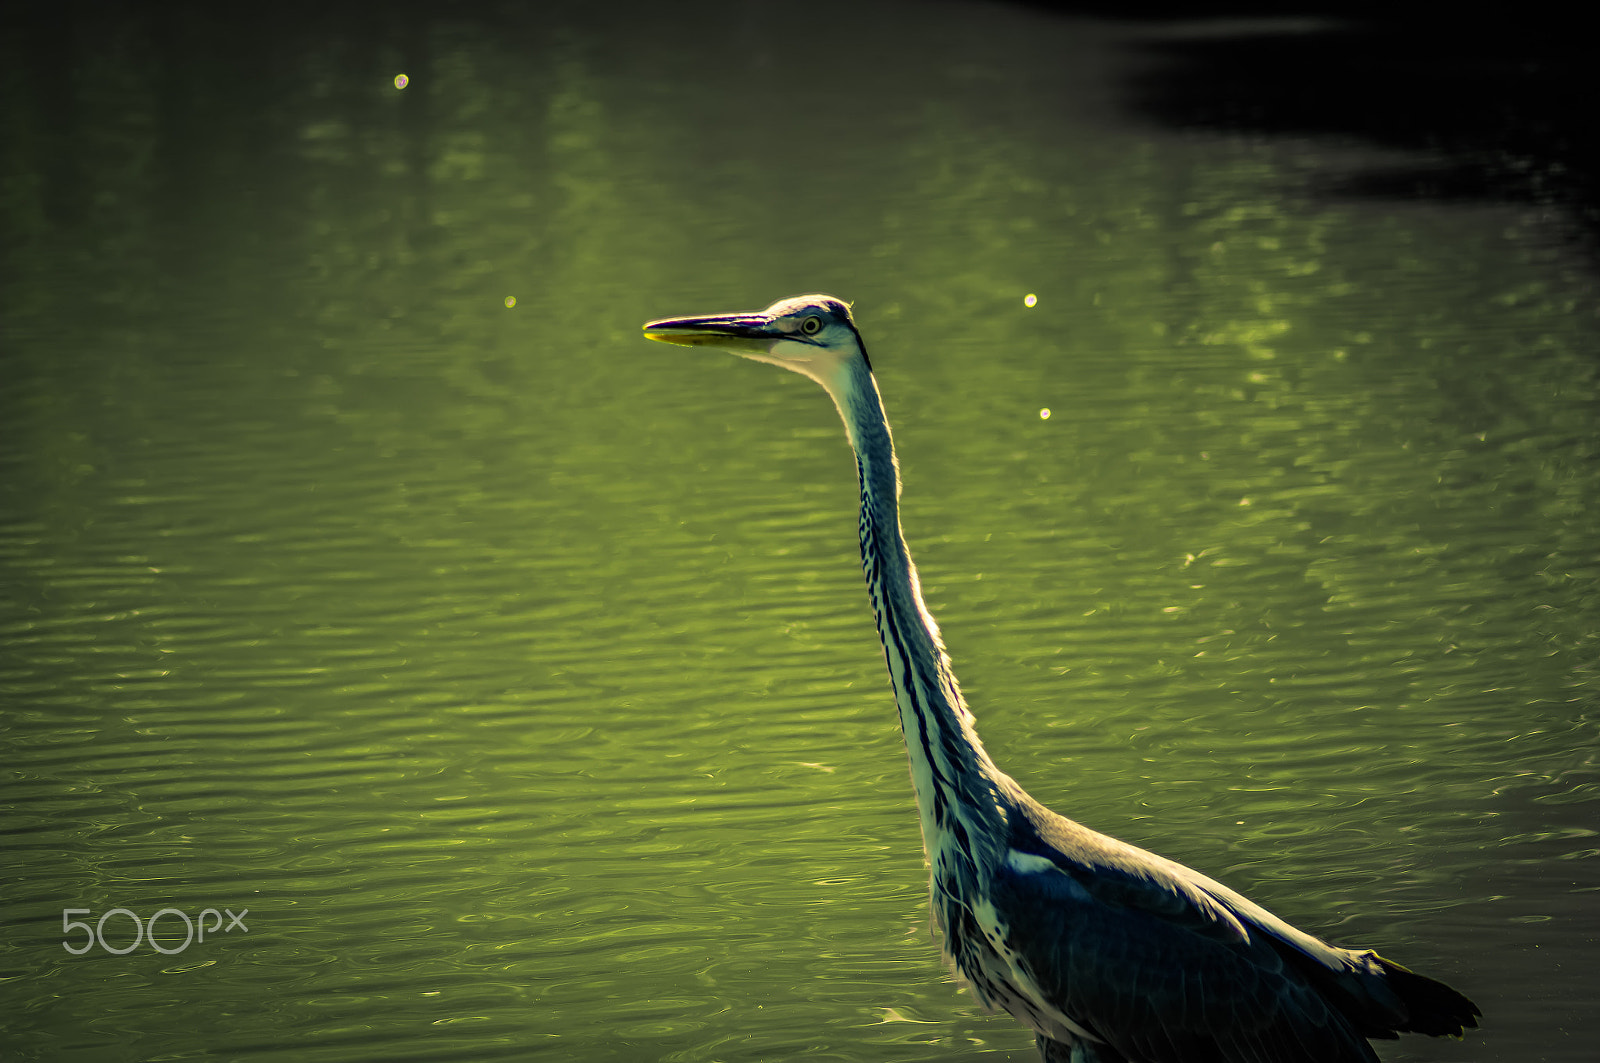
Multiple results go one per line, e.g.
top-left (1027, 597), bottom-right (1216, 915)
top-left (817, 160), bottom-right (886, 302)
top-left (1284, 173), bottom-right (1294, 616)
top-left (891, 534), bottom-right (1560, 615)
top-left (799, 316), bottom-right (822, 335)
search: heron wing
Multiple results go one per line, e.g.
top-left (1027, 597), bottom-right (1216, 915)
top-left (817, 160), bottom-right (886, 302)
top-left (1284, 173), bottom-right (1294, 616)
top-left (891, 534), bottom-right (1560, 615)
top-left (989, 800), bottom-right (1381, 1063)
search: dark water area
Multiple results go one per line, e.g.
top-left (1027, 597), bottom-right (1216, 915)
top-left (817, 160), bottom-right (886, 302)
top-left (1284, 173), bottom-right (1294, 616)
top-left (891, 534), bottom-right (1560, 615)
top-left (1127, 17), bottom-right (1596, 232)
top-left (2, 2), bottom-right (1595, 1062)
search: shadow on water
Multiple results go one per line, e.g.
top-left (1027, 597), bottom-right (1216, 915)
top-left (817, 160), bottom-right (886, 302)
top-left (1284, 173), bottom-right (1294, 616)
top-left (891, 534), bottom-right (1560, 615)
top-left (1020, 1), bottom-right (1599, 244)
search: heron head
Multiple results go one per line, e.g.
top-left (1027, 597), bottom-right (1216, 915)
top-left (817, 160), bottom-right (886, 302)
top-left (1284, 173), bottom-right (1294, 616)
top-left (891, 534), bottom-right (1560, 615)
top-left (642, 294), bottom-right (869, 393)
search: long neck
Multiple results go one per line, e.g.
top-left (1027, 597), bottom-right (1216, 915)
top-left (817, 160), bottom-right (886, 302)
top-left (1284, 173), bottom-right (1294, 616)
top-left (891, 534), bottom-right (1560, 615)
top-left (830, 359), bottom-right (1010, 847)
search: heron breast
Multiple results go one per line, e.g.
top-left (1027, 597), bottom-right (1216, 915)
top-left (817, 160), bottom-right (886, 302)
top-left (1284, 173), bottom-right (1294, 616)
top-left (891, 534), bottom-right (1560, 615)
top-left (936, 855), bottom-right (1099, 1047)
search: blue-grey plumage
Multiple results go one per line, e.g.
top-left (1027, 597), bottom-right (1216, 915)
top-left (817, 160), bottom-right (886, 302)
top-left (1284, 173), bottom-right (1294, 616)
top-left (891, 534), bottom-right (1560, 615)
top-left (642, 295), bottom-right (1480, 1063)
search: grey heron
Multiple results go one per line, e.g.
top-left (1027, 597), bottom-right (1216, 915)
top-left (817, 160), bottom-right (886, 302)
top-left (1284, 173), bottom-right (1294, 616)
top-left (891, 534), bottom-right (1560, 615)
top-left (642, 294), bottom-right (1480, 1063)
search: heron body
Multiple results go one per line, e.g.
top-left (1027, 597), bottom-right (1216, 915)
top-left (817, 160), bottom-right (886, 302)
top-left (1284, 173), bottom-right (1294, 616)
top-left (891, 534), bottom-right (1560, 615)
top-left (642, 295), bottom-right (1479, 1063)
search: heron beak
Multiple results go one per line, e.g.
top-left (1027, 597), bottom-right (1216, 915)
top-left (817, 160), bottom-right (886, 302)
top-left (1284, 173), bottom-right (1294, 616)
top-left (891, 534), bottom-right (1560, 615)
top-left (642, 311), bottom-right (774, 351)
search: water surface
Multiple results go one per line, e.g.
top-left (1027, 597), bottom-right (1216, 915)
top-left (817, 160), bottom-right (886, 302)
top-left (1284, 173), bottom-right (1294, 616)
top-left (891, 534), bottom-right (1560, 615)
top-left (2, 4), bottom-right (1596, 1062)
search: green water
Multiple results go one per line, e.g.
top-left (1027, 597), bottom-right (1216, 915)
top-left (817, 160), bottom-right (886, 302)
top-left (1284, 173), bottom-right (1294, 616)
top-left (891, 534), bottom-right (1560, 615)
top-left (2, 4), bottom-right (1595, 1062)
